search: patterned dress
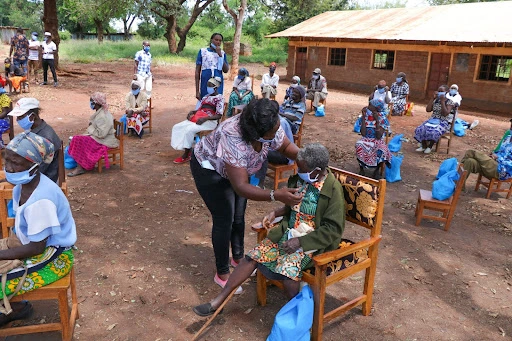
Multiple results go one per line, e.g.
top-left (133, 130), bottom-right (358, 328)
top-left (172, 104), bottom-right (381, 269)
top-left (355, 109), bottom-right (392, 168)
top-left (0, 94), bottom-right (12, 136)
top-left (414, 98), bottom-right (457, 143)
top-left (196, 47), bottom-right (228, 98)
top-left (390, 82), bottom-right (409, 115)
top-left (227, 77), bottom-right (254, 116)
top-left (247, 179), bottom-right (324, 281)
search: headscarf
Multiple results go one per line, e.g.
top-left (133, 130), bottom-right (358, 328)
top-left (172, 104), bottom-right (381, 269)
top-left (293, 85), bottom-right (306, 100)
top-left (239, 68), bottom-right (249, 77)
top-left (6, 132), bottom-right (55, 165)
top-left (91, 92), bottom-right (108, 110)
top-left (269, 62), bottom-right (277, 68)
top-left (292, 76), bottom-right (300, 85)
top-left (131, 79), bottom-right (143, 89)
top-left (208, 76), bottom-right (222, 88)
top-left (369, 98), bottom-right (386, 112)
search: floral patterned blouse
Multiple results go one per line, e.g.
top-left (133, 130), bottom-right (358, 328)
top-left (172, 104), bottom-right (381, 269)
top-left (198, 93), bottom-right (224, 116)
top-left (194, 114), bottom-right (285, 178)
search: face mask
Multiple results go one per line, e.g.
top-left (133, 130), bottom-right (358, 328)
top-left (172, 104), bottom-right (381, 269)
top-left (437, 91), bottom-right (445, 97)
top-left (298, 167), bottom-right (320, 184)
top-left (5, 164), bottom-right (38, 185)
top-left (290, 84), bottom-right (298, 88)
top-left (377, 87), bottom-right (386, 94)
top-left (237, 75), bottom-right (244, 80)
top-left (45, 37), bottom-right (50, 41)
top-left (90, 101), bottom-right (96, 110)
top-left (257, 137), bottom-right (274, 144)
top-left (17, 113), bottom-right (34, 131)
top-left (143, 46), bottom-right (150, 52)
top-left (210, 43), bottom-right (218, 50)
top-left (396, 77), bottom-right (403, 83)
top-left (269, 68), bottom-right (276, 73)
top-left (32, 35), bottom-right (37, 41)
top-left (313, 74), bottom-right (319, 80)
top-left (132, 89), bottom-right (140, 95)
top-left (206, 86), bottom-right (216, 94)
top-left (449, 89), bottom-right (457, 96)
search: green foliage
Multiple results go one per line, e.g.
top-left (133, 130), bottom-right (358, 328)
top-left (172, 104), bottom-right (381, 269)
top-left (137, 19), bottom-right (166, 40)
top-left (0, 0), bottom-right (44, 34)
top-left (427, 0), bottom-right (497, 5)
top-left (59, 30), bottom-right (72, 41)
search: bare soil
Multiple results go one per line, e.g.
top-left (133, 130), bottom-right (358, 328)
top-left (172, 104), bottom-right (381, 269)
top-left (2, 48), bottom-right (511, 341)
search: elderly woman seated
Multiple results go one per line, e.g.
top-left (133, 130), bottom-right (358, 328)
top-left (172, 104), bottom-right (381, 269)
top-left (0, 132), bottom-right (76, 326)
top-left (125, 79), bottom-right (149, 138)
top-left (171, 77), bottom-right (224, 164)
top-left (67, 92), bottom-right (119, 177)
top-left (356, 99), bottom-right (392, 179)
top-left (227, 68), bottom-right (253, 117)
top-left (461, 118), bottom-right (512, 190)
top-left (414, 85), bottom-right (458, 154)
top-left (193, 143), bottom-right (345, 316)
top-left (284, 76), bottom-right (300, 101)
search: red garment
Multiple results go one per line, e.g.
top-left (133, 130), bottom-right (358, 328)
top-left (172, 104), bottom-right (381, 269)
top-left (0, 76), bottom-right (6, 87)
top-left (68, 135), bottom-right (109, 170)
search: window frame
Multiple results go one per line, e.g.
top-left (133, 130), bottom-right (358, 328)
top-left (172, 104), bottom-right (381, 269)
top-left (372, 50), bottom-right (395, 70)
top-left (328, 48), bottom-right (346, 67)
top-left (477, 54), bottom-right (512, 82)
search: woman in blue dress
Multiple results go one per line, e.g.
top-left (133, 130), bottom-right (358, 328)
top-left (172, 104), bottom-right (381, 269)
top-left (195, 33), bottom-right (229, 100)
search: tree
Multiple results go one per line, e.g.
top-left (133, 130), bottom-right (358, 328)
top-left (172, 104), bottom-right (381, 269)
top-left (222, 0), bottom-right (247, 80)
top-left (146, 0), bottom-right (214, 54)
top-left (43, 0), bottom-right (60, 68)
top-left (427, 0), bottom-right (496, 4)
top-left (119, 2), bottom-right (146, 40)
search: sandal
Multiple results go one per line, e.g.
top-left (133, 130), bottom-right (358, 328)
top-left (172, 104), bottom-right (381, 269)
top-left (193, 303), bottom-right (217, 317)
top-left (67, 169), bottom-right (85, 177)
top-left (0, 301), bottom-right (33, 327)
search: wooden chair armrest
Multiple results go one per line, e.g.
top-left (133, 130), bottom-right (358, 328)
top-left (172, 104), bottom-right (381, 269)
top-left (312, 236), bottom-right (382, 266)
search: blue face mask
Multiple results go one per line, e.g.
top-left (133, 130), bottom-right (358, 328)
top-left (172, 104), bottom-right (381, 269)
top-left (298, 167), bottom-right (320, 184)
top-left (210, 43), bottom-right (217, 50)
top-left (377, 87), bottom-right (386, 94)
top-left (396, 77), bottom-right (403, 83)
top-left (449, 89), bottom-right (457, 96)
top-left (237, 75), bottom-right (244, 80)
top-left (32, 35), bottom-right (37, 41)
top-left (143, 46), bottom-right (150, 53)
top-left (5, 163), bottom-right (38, 185)
top-left (206, 86), bottom-right (216, 94)
top-left (90, 101), bottom-right (95, 110)
top-left (17, 113), bottom-right (34, 131)
top-left (437, 91), bottom-right (446, 97)
top-left (132, 88), bottom-right (140, 96)
top-left (257, 137), bottom-right (274, 144)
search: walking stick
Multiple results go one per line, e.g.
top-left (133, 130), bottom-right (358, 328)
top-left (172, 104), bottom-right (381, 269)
top-left (192, 285), bottom-right (240, 341)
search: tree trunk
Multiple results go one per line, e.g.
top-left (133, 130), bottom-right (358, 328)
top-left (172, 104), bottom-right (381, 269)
top-left (43, 0), bottom-right (60, 69)
top-left (176, 0), bottom-right (214, 54)
top-left (94, 19), bottom-right (104, 43)
top-left (164, 16), bottom-right (177, 54)
top-left (222, 0), bottom-right (247, 80)
top-left (123, 18), bottom-right (129, 40)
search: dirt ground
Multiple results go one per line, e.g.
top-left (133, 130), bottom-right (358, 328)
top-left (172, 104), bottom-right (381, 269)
top-left (1, 46), bottom-right (512, 341)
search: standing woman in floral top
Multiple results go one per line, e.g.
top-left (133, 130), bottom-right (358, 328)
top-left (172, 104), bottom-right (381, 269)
top-left (390, 72), bottom-right (409, 116)
top-left (191, 98), bottom-right (301, 293)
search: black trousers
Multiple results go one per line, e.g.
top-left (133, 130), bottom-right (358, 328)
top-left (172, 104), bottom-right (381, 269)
top-left (42, 59), bottom-right (57, 83)
top-left (190, 153), bottom-right (247, 275)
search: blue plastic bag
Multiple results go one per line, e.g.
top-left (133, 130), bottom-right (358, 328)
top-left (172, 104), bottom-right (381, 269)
top-left (64, 146), bottom-right (77, 169)
top-left (385, 154), bottom-right (403, 183)
top-left (314, 105), bottom-right (325, 117)
top-left (388, 133), bottom-right (404, 152)
top-left (353, 116), bottom-right (362, 133)
top-left (432, 169), bottom-right (460, 200)
top-left (267, 285), bottom-right (314, 341)
top-left (453, 118), bottom-right (465, 137)
top-left (436, 157), bottom-right (458, 179)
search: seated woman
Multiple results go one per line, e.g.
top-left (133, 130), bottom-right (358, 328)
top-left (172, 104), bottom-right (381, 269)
top-left (67, 92), bottom-right (119, 176)
top-left (355, 99), bottom-right (392, 179)
top-left (125, 79), bottom-right (149, 138)
top-left (390, 72), bottom-right (409, 116)
top-left (284, 76), bottom-right (300, 101)
top-left (193, 143), bottom-right (345, 316)
top-left (7, 66), bottom-right (27, 94)
top-left (414, 85), bottom-right (457, 154)
top-left (171, 77), bottom-right (224, 164)
top-left (461, 118), bottom-right (512, 189)
top-left (0, 88), bottom-right (12, 147)
top-left (227, 68), bottom-right (253, 117)
top-left (0, 132), bottom-right (76, 326)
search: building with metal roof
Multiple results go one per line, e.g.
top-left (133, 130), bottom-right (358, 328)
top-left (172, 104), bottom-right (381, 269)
top-left (268, 2), bottom-right (512, 113)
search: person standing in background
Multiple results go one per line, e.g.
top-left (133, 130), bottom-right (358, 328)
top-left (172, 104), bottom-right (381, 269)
top-left (28, 32), bottom-right (41, 84)
top-left (134, 41), bottom-right (153, 99)
top-left (41, 32), bottom-right (58, 87)
top-left (9, 27), bottom-right (29, 76)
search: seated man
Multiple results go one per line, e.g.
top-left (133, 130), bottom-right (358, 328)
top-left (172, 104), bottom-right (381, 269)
top-left (125, 79), bottom-right (149, 138)
top-left (193, 143), bottom-right (345, 316)
top-left (260, 62), bottom-right (279, 99)
top-left (461, 118), bottom-right (512, 189)
top-left (306, 68), bottom-right (327, 112)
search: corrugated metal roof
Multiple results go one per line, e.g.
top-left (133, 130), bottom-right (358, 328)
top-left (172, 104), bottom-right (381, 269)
top-left (267, 2), bottom-right (512, 43)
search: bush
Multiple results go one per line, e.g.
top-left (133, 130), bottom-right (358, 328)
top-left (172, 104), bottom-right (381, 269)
top-left (59, 31), bottom-right (71, 41)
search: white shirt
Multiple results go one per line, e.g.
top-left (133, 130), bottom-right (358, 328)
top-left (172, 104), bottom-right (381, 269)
top-left (261, 73), bottom-right (279, 88)
top-left (372, 90), bottom-right (392, 103)
top-left (28, 40), bottom-right (40, 61)
top-left (42, 41), bottom-right (57, 60)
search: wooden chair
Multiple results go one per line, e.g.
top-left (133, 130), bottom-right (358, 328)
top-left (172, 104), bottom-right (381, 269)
top-left (255, 167), bottom-right (386, 340)
top-left (2, 115), bottom-right (14, 141)
top-left (145, 98), bottom-right (152, 133)
top-left (435, 110), bottom-right (457, 154)
top-left (97, 119), bottom-right (124, 173)
top-left (474, 174), bottom-right (512, 199)
top-left (415, 165), bottom-right (467, 231)
top-left (379, 128), bottom-right (391, 176)
top-left (0, 185), bottom-right (79, 340)
top-left (309, 97), bottom-right (326, 112)
top-left (388, 94), bottom-right (409, 116)
top-left (266, 116), bottom-right (305, 190)
top-left (57, 140), bottom-right (68, 196)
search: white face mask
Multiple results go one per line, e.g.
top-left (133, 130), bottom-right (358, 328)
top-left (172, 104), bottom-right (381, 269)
top-left (298, 167), bottom-right (320, 184)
